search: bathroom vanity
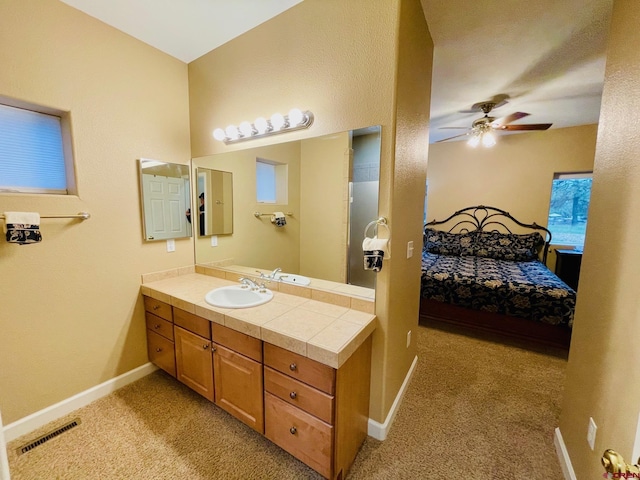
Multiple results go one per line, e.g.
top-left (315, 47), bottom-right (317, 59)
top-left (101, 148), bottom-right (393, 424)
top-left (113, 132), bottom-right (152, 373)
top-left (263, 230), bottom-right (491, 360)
top-left (141, 266), bottom-right (376, 480)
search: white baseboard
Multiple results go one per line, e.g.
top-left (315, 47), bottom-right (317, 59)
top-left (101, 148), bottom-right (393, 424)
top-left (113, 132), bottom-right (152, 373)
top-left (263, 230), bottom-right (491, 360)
top-left (368, 355), bottom-right (418, 441)
top-left (555, 427), bottom-right (577, 480)
top-left (2, 363), bottom-right (157, 443)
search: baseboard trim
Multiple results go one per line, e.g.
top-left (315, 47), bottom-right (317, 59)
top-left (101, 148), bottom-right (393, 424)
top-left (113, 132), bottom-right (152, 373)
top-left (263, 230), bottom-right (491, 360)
top-left (2, 363), bottom-right (157, 443)
top-left (367, 355), bottom-right (418, 441)
top-left (555, 427), bottom-right (577, 480)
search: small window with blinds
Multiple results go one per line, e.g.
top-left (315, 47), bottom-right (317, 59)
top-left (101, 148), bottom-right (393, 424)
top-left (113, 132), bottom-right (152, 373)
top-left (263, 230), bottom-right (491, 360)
top-left (0, 101), bottom-right (75, 194)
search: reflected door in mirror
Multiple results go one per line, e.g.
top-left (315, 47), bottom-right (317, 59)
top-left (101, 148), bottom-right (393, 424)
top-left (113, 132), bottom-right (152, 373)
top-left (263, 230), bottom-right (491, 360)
top-left (139, 159), bottom-right (192, 241)
top-left (197, 168), bottom-right (233, 236)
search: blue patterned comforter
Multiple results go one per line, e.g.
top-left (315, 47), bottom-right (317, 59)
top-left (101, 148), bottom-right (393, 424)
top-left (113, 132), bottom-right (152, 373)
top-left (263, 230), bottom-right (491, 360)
top-left (421, 252), bottom-right (575, 328)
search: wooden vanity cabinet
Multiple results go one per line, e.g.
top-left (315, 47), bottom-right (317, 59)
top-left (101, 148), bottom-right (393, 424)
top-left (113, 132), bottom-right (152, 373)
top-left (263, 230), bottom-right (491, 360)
top-left (212, 324), bottom-right (264, 433)
top-left (264, 337), bottom-right (372, 480)
top-left (142, 295), bottom-right (373, 480)
top-left (144, 298), bottom-right (176, 377)
top-left (173, 308), bottom-right (214, 402)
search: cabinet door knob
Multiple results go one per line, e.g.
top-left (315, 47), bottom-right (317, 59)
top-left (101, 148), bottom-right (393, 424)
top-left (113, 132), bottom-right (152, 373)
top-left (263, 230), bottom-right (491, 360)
top-left (154, 324), bottom-right (161, 329)
top-left (289, 363), bottom-right (297, 371)
top-left (212, 346), bottom-right (217, 353)
top-left (289, 427), bottom-right (297, 435)
top-left (152, 305), bottom-right (160, 310)
top-left (203, 344), bottom-right (210, 350)
top-left (155, 348), bottom-right (162, 353)
top-left (289, 391), bottom-right (297, 399)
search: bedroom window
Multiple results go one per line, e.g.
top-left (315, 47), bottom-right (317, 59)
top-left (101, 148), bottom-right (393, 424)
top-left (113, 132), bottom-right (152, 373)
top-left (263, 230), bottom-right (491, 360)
top-left (0, 100), bottom-right (76, 194)
top-left (547, 172), bottom-right (592, 248)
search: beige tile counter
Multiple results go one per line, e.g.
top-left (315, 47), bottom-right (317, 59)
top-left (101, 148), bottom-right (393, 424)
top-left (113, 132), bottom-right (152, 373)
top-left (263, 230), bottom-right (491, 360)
top-left (141, 271), bottom-right (376, 369)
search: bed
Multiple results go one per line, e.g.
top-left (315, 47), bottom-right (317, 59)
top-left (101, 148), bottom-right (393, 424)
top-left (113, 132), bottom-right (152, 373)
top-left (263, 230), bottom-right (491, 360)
top-left (419, 205), bottom-right (575, 348)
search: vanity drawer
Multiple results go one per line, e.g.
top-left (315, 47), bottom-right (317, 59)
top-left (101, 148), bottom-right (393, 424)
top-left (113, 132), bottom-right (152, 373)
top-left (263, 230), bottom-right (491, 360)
top-left (264, 343), bottom-right (336, 395)
top-left (144, 296), bottom-right (172, 322)
top-left (264, 367), bottom-right (334, 424)
top-left (147, 330), bottom-right (176, 377)
top-left (174, 308), bottom-right (211, 340)
top-left (212, 323), bottom-right (262, 362)
top-left (145, 313), bottom-right (174, 341)
top-left (265, 392), bottom-right (333, 479)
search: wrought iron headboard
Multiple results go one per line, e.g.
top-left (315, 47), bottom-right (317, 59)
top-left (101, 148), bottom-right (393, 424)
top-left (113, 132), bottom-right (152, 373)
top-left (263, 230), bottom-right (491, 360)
top-left (425, 205), bottom-right (552, 264)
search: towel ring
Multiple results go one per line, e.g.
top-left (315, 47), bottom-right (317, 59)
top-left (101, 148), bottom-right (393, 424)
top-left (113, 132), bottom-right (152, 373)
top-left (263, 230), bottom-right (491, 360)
top-left (364, 217), bottom-right (391, 239)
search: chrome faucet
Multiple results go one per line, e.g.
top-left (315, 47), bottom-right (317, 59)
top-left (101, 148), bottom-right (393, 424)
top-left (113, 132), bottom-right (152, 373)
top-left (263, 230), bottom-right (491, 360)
top-left (239, 277), bottom-right (259, 290)
top-left (256, 268), bottom-right (282, 281)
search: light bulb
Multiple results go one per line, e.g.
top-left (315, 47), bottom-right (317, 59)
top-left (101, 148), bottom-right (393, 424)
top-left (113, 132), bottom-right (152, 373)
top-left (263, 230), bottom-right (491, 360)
top-left (467, 134), bottom-right (480, 148)
top-left (271, 113), bottom-right (285, 131)
top-left (288, 108), bottom-right (304, 126)
top-left (482, 131), bottom-right (496, 147)
top-left (254, 117), bottom-right (268, 134)
top-left (225, 125), bottom-right (239, 140)
top-left (213, 128), bottom-right (226, 141)
top-left (239, 121), bottom-right (253, 137)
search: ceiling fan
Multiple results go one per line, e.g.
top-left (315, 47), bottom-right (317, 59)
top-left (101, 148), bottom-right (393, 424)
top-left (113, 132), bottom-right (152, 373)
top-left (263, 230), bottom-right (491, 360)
top-left (437, 101), bottom-right (552, 147)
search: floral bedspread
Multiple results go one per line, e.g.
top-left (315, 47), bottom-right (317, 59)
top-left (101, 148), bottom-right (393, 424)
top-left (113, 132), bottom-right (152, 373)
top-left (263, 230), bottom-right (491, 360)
top-left (421, 252), bottom-right (575, 328)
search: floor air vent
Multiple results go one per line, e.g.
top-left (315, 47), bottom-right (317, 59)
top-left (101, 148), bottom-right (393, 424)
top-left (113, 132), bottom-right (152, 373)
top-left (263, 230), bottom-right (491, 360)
top-left (17, 418), bottom-right (81, 455)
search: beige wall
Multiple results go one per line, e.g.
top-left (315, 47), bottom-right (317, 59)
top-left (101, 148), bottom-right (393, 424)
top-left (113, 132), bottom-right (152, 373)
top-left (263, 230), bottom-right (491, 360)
top-left (0, 0), bottom-right (192, 423)
top-left (188, 0), bottom-right (433, 423)
top-left (299, 132), bottom-right (350, 283)
top-left (426, 125), bottom-right (597, 227)
top-left (427, 125), bottom-right (598, 270)
top-left (559, 1), bottom-right (640, 477)
top-left (193, 141), bottom-right (302, 273)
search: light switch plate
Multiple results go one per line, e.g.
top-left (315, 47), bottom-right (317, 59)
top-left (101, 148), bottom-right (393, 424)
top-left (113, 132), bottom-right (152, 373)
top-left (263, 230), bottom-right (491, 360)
top-left (166, 239), bottom-right (175, 252)
top-left (406, 241), bottom-right (414, 259)
top-left (211, 235), bottom-right (218, 247)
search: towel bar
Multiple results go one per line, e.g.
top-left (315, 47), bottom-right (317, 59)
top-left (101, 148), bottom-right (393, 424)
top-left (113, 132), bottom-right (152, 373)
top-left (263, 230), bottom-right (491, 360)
top-left (0, 212), bottom-right (91, 220)
top-left (254, 212), bottom-right (293, 218)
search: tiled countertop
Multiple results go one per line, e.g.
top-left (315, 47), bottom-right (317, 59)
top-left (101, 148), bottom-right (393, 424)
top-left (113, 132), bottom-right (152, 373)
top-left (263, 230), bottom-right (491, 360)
top-left (141, 273), bottom-right (376, 369)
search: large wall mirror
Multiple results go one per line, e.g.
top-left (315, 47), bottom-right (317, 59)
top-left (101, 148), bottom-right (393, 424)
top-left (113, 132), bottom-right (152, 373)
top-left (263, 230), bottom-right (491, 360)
top-left (196, 167), bottom-right (233, 236)
top-left (192, 126), bottom-right (381, 291)
top-left (138, 158), bottom-right (192, 241)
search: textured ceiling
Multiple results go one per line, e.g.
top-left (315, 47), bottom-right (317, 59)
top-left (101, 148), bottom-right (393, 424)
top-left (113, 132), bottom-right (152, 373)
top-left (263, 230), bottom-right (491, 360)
top-left (423, 0), bottom-right (613, 142)
top-left (58, 0), bottom-right (303, 63)
top-left (59, 0), bottom-right (613, 143)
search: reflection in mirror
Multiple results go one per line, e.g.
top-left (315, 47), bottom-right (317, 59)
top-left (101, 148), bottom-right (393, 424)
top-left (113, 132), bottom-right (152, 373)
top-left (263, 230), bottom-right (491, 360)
top-left (138, 159), bottom-right (192, 241)
top-left (196, 168), bottom-right (233, 236)
top-left (192, 126), bottom-right (381, 291)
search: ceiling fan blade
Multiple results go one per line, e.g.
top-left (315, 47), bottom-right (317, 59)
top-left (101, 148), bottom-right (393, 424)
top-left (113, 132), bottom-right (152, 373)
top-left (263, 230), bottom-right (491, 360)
top-left (491, 112), bottom-right (530, 126)
top-left (496, 123), bottom-right (552, 131)
top-left (435, 132), bottom-right (470, 143)
top-left (439, 127), bottom-right (470, 130)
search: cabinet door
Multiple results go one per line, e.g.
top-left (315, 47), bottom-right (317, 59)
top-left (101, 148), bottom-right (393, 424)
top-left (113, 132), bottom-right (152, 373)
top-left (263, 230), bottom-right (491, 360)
top-left (147, 329), bottom-right (176, 377)
top-left (174, 326), bottom-right (214, 401)
top-left (213, 343), bottom-right (264, 433)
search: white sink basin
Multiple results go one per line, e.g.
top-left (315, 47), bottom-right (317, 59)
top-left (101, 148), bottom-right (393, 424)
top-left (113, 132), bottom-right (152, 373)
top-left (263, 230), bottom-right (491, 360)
top-left (205, 285), bottom-right (273, 309)
top-left (274, 273), bottom-right (311, 286)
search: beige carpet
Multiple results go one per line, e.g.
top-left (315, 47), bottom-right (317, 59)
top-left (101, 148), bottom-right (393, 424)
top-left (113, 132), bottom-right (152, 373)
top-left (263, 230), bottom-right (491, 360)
top-left (7, 324), bottom-right (567, 479)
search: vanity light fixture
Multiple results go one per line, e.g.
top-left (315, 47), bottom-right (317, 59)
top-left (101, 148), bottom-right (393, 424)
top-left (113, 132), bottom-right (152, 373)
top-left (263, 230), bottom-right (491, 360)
top-left (213, 108), bottom-right (314, 144)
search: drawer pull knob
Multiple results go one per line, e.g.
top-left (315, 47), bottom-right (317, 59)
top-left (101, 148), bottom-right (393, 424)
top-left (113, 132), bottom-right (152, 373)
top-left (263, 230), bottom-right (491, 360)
top-left (152, 305), bottom-right (160, 310)
top-left (289, 391), bottom-right (297, 399)
top-left (289, 363), bottom-right (297, 371)
top-left (156, 348), bottom-right (162, 353)
top-left (289, 427), bottom-right (297, 435)
top-left (154, 324), bottom-right (161, 329)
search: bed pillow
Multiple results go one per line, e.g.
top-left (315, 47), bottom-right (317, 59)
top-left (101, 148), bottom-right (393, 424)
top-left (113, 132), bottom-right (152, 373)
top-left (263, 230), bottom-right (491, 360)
top-left (423, 228), bottom-right (473, 256)
top-left (472, 231), bottom-right (544, 261)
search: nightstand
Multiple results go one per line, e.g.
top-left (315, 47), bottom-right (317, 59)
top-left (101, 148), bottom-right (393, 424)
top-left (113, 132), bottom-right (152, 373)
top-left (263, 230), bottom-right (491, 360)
top-left (555, 249), bottom-right (583, 291)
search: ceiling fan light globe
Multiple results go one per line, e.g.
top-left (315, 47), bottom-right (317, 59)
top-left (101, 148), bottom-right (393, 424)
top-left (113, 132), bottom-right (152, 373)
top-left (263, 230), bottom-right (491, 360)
top-left (482, 131), bottom-right (496, 147)
top-left (468, 135), bottom-right (480, 148)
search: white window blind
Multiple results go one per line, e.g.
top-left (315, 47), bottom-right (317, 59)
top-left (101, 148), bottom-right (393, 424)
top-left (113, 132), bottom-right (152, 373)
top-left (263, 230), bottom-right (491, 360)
top-left (0, 103), bottom-right (68, 194)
